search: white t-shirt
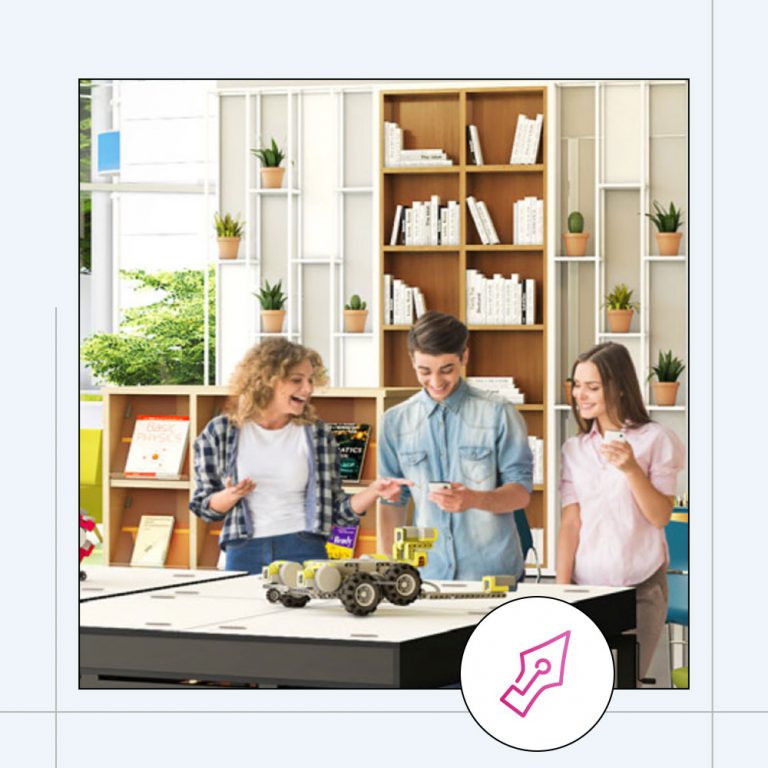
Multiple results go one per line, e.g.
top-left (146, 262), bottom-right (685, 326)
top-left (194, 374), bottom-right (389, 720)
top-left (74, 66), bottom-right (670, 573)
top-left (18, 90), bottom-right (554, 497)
top-left (236, 421), bottom-right (309, 538)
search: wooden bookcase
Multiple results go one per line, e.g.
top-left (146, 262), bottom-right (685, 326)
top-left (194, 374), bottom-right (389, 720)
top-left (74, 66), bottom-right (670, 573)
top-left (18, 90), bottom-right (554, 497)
top-left (101, 385), bottom-right (417, 569)
top-left (379, 86), bottom-right (550, 570)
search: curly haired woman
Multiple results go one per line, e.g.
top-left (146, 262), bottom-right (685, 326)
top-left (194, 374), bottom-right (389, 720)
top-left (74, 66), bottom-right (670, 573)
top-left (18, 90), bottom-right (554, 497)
top-left (190, 338), bottom-right (408, 573)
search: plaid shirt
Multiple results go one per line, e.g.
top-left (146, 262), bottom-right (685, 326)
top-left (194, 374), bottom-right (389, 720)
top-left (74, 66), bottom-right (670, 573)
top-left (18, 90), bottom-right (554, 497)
top-left (189, 415), bottom-right (358, 549)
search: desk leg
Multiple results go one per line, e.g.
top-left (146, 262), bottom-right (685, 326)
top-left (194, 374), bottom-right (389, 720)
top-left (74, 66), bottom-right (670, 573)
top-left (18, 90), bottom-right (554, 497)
top-left (611, 634), bottom-right (637, 689)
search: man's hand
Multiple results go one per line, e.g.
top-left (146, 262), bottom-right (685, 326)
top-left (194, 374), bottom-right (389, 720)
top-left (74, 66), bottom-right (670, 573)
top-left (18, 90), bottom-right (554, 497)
top-left (428, 482), bottom-right (476, 513)
top-left (209, 476), bottom-right (256, 514)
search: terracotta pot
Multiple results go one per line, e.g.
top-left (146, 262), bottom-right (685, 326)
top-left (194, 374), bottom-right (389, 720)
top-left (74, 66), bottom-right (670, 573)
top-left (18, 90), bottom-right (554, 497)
top-left (564, 380), bottom-right (573, 405)
top-left (343, 309), bottom-right (368, 333)
top-left (656, 232), bottom-right (682, 256)
top-left (653, 381), bottom-right (680, 406)
top-left (217, 236), bottom-right (241, 260)
top-left (607, 308), bottom-right (634, 333)
top-left (562, 232), bottom-right (590, 257)
top-left (261, 309), bottom-right (286, 333)
top-left (261, 167), bottom-right (286, 189)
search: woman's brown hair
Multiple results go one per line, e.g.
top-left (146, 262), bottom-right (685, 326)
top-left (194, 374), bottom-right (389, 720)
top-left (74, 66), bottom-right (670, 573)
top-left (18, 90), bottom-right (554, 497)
top-left (225, 338), bottom-right (328, 426)
top-left (570, 342), bottom-right (650, 434)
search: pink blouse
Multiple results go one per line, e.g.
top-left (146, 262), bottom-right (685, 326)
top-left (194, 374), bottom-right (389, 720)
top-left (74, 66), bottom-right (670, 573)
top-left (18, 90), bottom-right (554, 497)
top-left (560, 421), bottom-right (685, 587)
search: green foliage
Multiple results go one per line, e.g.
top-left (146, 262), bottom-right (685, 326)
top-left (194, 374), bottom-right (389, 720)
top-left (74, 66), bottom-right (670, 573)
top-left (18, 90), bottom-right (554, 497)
top-left (250, 138), bottom-right (286, 168)
top-left (645, 200), bottom-right (683, 233)
top-left (80, 267), bottom-right (216, 385)
top-left (255, 279), bottom-right (287, 310)
top-left (603, 282), bottom-right (639, 311)
top-left (649, 349), bottom-right (685, 382)
top-left (345, 294), bottom-right (367, 310)
top-left (567, 211), bottom-right (584, 234)
top-left (213, 211), bottom-right (244, 237)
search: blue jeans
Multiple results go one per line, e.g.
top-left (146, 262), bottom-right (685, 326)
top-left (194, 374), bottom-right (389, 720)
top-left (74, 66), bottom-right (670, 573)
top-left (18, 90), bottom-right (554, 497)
top-left (224, 531), bottom-right (328, 575)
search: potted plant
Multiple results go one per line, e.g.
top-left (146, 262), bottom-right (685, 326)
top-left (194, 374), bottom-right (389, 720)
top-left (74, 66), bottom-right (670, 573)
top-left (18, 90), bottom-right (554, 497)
top-left (562, 211), bottom-right (590, 257)
top-left (649, 349), bottom-right (685, 406)
top-left (255, 279), bottom-right (287, 333)
top-left (343, 294), bottom-right (368, 333)
top-left (603, 283), bottom-right (638, 333)
top-left (645, 200), bottom-right (684, 256)
top-left (213, 212), bottom-right (244, 260)
top-left (564, 377), bottom-right (574, 405)
top-left (251, 138), bottom-right (286, 189)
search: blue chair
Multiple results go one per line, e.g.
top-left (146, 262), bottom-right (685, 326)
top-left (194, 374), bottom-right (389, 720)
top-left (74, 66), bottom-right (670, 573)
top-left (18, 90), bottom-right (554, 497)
top-left (665, 516), bottom-right (689, 686)
top-left (514, 509), bottom-right (541, 583)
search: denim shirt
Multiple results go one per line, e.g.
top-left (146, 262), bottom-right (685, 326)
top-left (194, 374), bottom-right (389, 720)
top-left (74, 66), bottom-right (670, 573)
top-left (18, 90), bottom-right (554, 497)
top-left (378, 380), bottom-right (533, 580)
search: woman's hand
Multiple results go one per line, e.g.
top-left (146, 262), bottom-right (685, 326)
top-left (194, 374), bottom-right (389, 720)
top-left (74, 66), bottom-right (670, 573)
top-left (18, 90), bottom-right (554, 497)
top-left (209, 476), bottom-right (256, 514)
top-left (600, 440), bottom-right (641, 475)
top-left (370, 476), bottom-right (414, 502)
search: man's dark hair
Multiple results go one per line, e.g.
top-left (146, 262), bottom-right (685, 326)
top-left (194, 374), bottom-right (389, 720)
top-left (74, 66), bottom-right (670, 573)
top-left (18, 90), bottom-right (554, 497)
top-left (407, 311), bottom-right (469, 357)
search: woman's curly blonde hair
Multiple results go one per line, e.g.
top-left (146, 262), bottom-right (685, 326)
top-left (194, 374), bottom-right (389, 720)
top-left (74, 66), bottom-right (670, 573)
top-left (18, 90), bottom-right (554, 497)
top-left (225, 338), bottom-right (328, 426)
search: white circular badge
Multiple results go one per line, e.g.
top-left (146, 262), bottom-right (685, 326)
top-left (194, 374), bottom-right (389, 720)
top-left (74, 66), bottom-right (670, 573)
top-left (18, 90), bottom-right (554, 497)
top-left (461, 596), bottom-right (614, 751)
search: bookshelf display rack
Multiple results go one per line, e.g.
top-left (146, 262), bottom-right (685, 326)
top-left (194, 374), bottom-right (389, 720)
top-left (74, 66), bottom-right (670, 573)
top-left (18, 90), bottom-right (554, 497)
top-left (101, 385), bottom-right (417, 570)
top-left (554, 81), bottom-right (688, 496)
top-left (379, 86), bottom-right (552, 571)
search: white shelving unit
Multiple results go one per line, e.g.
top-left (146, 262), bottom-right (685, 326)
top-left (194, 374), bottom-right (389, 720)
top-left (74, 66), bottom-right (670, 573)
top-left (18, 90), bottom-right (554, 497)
top-left (211, 85), bottom-right (379, 387)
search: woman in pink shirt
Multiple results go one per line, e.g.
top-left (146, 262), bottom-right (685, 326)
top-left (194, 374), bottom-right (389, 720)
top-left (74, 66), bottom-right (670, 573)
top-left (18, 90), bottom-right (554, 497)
top-left (557, 342), bottom-right (685, 680)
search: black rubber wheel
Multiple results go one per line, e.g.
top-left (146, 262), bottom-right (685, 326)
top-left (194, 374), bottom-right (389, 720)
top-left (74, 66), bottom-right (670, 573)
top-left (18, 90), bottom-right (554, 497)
top-left (265, 587), bottom-right (282, 604)
top-left (279, 593), bottom-right (311, 608)
top-left (339, 572), bottom-right (382, 616)
top-left (382, 563), bottom-right (421, 605)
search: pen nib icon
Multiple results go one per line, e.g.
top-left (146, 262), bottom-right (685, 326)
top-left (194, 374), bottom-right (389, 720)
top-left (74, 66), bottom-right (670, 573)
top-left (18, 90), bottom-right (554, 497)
top-left (500, 630), bottom-right (571, 718)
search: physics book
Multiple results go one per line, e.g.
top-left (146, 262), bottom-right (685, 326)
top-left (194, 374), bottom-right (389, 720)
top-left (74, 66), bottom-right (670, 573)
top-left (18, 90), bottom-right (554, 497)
top-left (124, 414), bottom-right (190, 478)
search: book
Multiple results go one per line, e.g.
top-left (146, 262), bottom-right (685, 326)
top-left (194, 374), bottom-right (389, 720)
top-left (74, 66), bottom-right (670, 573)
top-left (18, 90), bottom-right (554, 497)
top-left (466, 196), bottom-right (490, 244)
top-left (477, 200), bottom-right (500, 244)
top-left (390, 204), bottom-right (404, 245)
top-left (325, 525), bottom-right (359, 559)
top-left (130, 515), bottom-right (175, 567)
top-left (328, 423), bottom-right (371, 483)
top-left (468, 124), bottom-right (484, 165)
top-left (124, 415), bottom-right (190, 478)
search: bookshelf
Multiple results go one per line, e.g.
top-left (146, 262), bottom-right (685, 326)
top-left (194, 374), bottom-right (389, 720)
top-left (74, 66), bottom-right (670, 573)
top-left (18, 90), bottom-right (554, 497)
top-left (379, 86), bottom-right (552, 572)
top-left (101, 386), bottom-right (417, 569)
top-left (553, 81), bottom-right (689, 505)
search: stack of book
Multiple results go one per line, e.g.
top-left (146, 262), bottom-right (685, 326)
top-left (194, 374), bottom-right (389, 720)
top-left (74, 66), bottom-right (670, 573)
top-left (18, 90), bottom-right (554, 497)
top-left (466, 270), bottom-right (537, 325)
top-left (390, 198), bottom-right (460, 246)
top-left (466, 376), bottom-right (525, 404)
top-left (466, 124), bottom-right (484, 165)
top-left (466, 196), bottom-right (501, 245)
top-left (512, 196), bottom-right (544, 245)
top-left (509, 113), bottom-right (544, 165)
top-left (383, 275), bottom-right (428, 324)
top-left (383, 121), bottom-right (454, 167)
top-left (528, 436), bottom-right (545, 485)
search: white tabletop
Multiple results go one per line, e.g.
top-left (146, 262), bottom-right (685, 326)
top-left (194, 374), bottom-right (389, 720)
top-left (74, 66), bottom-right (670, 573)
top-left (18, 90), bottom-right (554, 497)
top-left (80, 575), bottom-right (632, 643)
top-left (79, 565), bottom-right (247, 602)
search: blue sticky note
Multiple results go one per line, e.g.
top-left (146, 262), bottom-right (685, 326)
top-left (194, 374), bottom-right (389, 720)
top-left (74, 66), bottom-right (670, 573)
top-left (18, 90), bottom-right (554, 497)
top-left (97, 131), bottom-right (120, 174)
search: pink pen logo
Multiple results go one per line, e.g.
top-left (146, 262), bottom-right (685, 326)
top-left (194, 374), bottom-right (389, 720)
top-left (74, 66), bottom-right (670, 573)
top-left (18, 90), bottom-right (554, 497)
top-left (500, 630), bottom-right (571, 717)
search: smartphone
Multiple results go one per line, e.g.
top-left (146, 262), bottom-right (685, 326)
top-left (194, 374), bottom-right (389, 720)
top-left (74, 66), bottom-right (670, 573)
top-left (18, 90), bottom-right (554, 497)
top-left (428, 481), bottom-right (452, 492)
top-left (604, 430), bottom-right (626, 443)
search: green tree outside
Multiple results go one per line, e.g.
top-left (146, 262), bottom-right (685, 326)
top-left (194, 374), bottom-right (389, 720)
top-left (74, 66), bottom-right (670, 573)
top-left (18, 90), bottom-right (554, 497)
top-left (81, 267), bottom-right (216, 385)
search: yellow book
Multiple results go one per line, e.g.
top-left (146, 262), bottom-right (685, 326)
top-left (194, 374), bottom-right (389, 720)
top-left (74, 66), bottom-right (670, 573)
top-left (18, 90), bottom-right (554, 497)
top-left (130, 515), bottom-right (175, 567)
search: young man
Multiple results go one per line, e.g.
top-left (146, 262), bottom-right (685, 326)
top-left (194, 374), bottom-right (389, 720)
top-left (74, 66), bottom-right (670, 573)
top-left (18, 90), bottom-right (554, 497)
top-left (378, 311), bottom-right (533, 580)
